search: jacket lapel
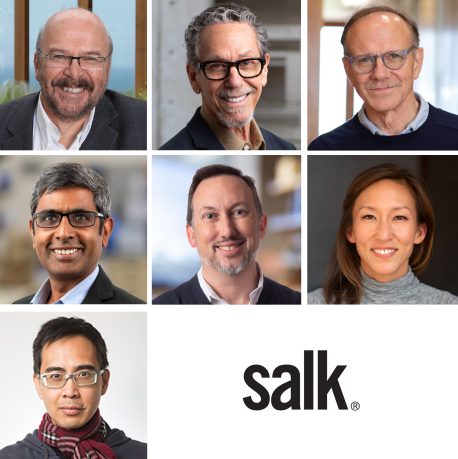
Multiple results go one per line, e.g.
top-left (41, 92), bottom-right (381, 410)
top-left (187, 108), bottom-right (224, 150)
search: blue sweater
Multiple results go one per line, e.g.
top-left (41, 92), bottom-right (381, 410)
top-left (308, 104), bottom-right (458, 150)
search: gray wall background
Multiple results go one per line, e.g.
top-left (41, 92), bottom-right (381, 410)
top-left (308, 155), bottom-right (458, 296)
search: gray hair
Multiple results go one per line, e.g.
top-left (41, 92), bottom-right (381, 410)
top-left (30, 162), bottom-right (111, 217)
top-left (185, 2), bottom-right (269, 67)
top-left (35, 8), bottom-right (114, 56)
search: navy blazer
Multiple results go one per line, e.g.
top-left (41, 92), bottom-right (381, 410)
top-left (14, 266), bottom-right (145, 304)
top-left (160, 108), bottom-right (296, 150)
top-left (152, 274), bottom-right (301, 304)
top-left (0, 89), bottom-right (146, 150)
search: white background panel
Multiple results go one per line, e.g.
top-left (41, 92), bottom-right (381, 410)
top-left (150, 306), bottom-right (458, 458)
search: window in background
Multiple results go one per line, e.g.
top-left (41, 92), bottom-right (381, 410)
top-left (0, 0), bottom-right (15, 84)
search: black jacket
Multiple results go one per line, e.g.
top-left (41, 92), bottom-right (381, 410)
top-left (153, 274), bottom-right (301, 304)
top-left (0, 90), bottom-right (146, 150)
top-left (160, 108), bottom-right (296, 150)
top-left (0, 428), bottom-right (147, 458)
top-left (14, 266), bottom-right (145, 304)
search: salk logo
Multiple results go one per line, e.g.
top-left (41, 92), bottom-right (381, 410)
top-left (243, 350), bottom-right (349, 410)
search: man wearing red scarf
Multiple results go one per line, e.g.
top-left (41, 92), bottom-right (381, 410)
top-left (0, 317), bottom-right (146, 458)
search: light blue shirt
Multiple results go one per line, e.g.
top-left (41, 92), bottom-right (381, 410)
top-left (358, 92), bottom-right (429, 135)
top-left (30, 265), bottom-right (99, 304)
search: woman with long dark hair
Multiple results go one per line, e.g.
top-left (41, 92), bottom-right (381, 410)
top-left (308, 164), bottom-right (458, 304)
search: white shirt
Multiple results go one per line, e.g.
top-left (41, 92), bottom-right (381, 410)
top-left (33, 94), bottom-right (95, 150)
top-left (197, 265), bottom-right (264, 304)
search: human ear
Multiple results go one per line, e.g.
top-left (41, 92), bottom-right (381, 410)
top-left (346, 227), bottom-right (356, 243)
top-left (101, 217), bottom-right (114, 248)
top-left (33, 374), bottom-right (44, 401)
top-left (101, 369), bottom-right (110, 395)
top-left (186, 224), bottom-right (197, 248)
top-left (261, 53), bottom-right (270, 87)
top-left (186, 64), bottom-right (201, 94)
top-left (414, 223), bottom-right (427, 244)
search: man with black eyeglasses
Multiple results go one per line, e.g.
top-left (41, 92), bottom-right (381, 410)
top-left (309, 5), bottom-right (458, 150)
top-left (0, 316), bottom-right (147, 458)
top-left (0, 8), bottom-right (146, 150)
top-left (160, 2), bottom-right (296, 150)
top-left (14, 162), bottom-right (145, 304)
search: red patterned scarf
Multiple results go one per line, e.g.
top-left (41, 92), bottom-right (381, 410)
top-left (38, 409), bottom-right (117, 458)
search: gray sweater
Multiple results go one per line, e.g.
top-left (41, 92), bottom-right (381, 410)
top-left (308, 269), bottom-right (458, 304)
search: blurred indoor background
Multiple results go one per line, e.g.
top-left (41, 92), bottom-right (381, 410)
top-left (308, 0), bottom-right (458, 144)
top-left (308, 156), bottom-right (458, 296)
top-left (152, 0), bottom-right (300, 148)
top-left (0, 155), bottom-right (147, 303)
top-left (152, 155), bottom-right (301, 299)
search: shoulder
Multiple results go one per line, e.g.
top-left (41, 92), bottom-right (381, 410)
top-left (159, 126), bottom-right (194, 149)
top-left (103, 89), bottom-right (146, 112)
top-left (153, 275), bottom-right (209, 304)
top-left (13, 294), bottom-right (35, 304)
top-left (111, 285), bottom-right (146, 304)
top-left (427, 103), bottom-right (458, 129)
top-left (308, 116), bottom-right (364, 150)
top-left (0, 93), bottom-right (37, 114)
top-left (259, 127), bottom-right (296, 150)
top-left (416, 281), bottom-right (458, 304)
top-left (0, 433), bottom-right (51, 458)
top-left (106, 428), bottom-right (147, 458)
top-left (259, 277), bottom-right (301, 304)
top-left (307, 288), bottom-right (326, 304)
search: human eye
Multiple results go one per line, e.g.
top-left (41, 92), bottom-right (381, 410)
top-left (39, 212), bottom-right (59, 224)
top-left (202, 212), bottom-right (216, 220)
top-left (356, 55), bottom-right (373, 65)
top-left (239, 59), bottom-right (256, 68)
top-left (232, 208), bottom-right (248, 217)
top-left (47, 372), bottom-right (64, 381)
top-left (75, 370), bottom-right (92, 380)
top-left (49, 53), bottom-right (68, 62)
top-left (385, 50), bottom-right (404, 62)
top-left (81, 56), bottom-right (102, 64)
top-left (72, 212), bottom-right (91, 223)
top-left (206, 62), bottom-right (226, 72)
top-left (393, 215), bottom-right (409, 221)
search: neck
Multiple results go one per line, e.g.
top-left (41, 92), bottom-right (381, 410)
top-left (365, 92), bottom-right (420, 135)
top-left (202, 262), bottom-right (259, 304)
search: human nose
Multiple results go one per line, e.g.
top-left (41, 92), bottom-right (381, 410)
top-left (218, 214), bottom-right (236, 238)
top-left (63, 57), bottom-right (84, 79)
top-left (62, 376), bottom-right (80, 398)
top-left (370, 55), bottom-right (390, 79)
top-left (375, 218), bottom-right (393, 240)
top-left (225, 64), bottom-right (244, 87)
top-left (54, 215), bottom-right (76, 239)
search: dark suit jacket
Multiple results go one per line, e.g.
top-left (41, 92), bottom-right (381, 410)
top-left (14, 266), bottom-right (145, 304)
top-left (0, 89), bottom-right (146, 150)
top-left (152, 274), bottom-right (301, 304)
top-left (159, 108), bottom-right (296, 150)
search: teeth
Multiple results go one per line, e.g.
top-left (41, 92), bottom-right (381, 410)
top-left (225, 95), bottom-right (246, 103)
top-left (54, 248), bottom-right (79, 255)
top-left (63, 87), bottom-right (83, 93)
top-left (218, 245), bottom-right (238, 251)
top-left (373, 249), bottom-right (395, 255)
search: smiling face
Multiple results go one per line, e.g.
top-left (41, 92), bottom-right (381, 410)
top-left (187, 22), bottom-right (270, 130)
top-left (186, 174), bottom-right (267, 279)
top-left (29, 187), bottom-right (113, 292)
top-left (34, 9), bottom-right (111, 122)
top-left (346, 179), bottom-right (427, 282)
top-left (34, 335), bottom-right (109, 430)
top-left (343, 12), bottom-right (423, 119)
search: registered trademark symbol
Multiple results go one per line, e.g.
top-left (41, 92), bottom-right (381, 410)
top-left (351, 401), bottom-right (360, 411)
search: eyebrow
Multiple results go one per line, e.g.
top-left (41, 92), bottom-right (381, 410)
top-left (46, 47), bottom-right (104, 56)
top-left (43, 364), bottom-right (98, 373)
top-left (203, 51), bottom-right (260, 61)
top-left (356, 205), bottom-right (414, 212)
top-left (198, 201), bottom-right (250, 214)
top-left (35, 208), bottom-right (95, 213)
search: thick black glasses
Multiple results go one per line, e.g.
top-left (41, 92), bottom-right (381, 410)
top-left (199, 57), bottom-right (266, 80)
top-left (345, 46), bottom-right (417, 74)
top-left (37, 48), bottom-right (110, 70)
top-left (33, 211), bottom-right (104, 228)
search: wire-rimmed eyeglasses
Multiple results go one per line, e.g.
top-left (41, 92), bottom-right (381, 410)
top-left (33, 211), bottom-right (105, 228)
top-left (344, 46), bottom-right (417, 74)
top-left (199, 57), bottom-right (266, 80)
top-left (37, 48), bottom-right (110, 70)
top-left (39, 369), bottom-right (106, 388)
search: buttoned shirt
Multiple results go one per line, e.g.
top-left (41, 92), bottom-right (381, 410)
top-left (30, 265), bottom-right (99, 304)
top-left (200, 107), bottom-right (266, 150)
top-left (197, 265), bottom-right (264, 304)
top-left (33, 94), bottom-right (95, 150)
top-left (358, 93), bottom-right (429, 135)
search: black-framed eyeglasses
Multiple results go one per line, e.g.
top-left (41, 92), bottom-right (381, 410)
top-left (39, 369), bottom-right (106, 388)
top-left (33, 211), bottom-right (105, 228)
top-left (37, 48), bottom-right (111, 70)
top-left (344, 46), bottom-right (417, 74)
top-left (199, 57), bottom-right (266, 80)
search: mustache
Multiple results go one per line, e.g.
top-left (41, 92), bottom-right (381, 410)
top-left (52, 77), bottom-right (94, 91)
top-left (365, 80), bottom-right (402, 90)
top-left (213, 237), bottom-right (245, 246)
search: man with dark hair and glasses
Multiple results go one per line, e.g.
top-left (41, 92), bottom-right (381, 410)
top-left (0, 316), bottom-right (147, 458)
top-left (14, 162), bottom-right (145, 304)
top-left (160, 2), bottom-right (296, 150)
top-left (0, 8), bottom-right (146, 150)
top-left (309, 5), bottom-right (458, 150)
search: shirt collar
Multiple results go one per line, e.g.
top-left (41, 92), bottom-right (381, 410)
top-left (200, 107), bottom-right (266, 150)
top-left (30, 265), bottom-right (99, 304)
top-left (33, 94), bottom-right (95, 150)
top-left (197, 264), bottom-right (264, 304)
top-left (358, 92), bottom-right (429, 135)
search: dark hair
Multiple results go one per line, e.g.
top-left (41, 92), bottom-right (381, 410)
top-left (185, 2), bottom-right (269, 67)
top-left (186, 164), bottom-right (263, 226)
top-left (324, 164), bottom-right (434, 304)
top-left (341, 5), bottom-right (420, 54)
top-left (33, 316), bottom-right (108, 374)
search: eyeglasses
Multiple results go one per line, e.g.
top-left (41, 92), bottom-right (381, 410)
top-left (344, 46), bottom-right (417, 74)
top-left (39, 369), bottom-right (106, 388)
top-left (33, 211), bottom-right (105, 228)
top-left (199, 57), bottom-right (266, 80)
top-left (37, 48), bottom-right (110, 70)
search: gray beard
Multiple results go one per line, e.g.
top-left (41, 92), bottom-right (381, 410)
top-left (207, 251), bottom-right (254, 276)
top-left (216, 109), bottom-right (253, 129)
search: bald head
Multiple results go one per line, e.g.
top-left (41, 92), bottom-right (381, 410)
top-left (36, 8), bottom-right (113, 56)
